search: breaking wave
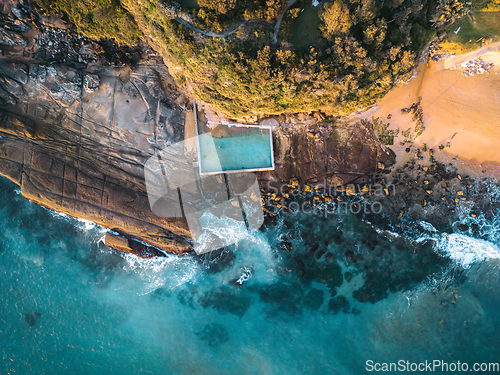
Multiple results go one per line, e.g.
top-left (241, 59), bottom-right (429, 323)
top-left (435, 233), bottom-right (500, 269)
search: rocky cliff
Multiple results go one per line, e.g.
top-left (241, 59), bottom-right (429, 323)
top-left (0, 1), bottom-right (395, 257)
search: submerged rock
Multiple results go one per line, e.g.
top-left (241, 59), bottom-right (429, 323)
top-left (328, 296), bottom-right (350, 314)
top-left (200, 286), bottom-right (252, 317)
top-left (24, 311), bottom-right (42, 326)
top-left (303, 288), bottom-right (324, 311)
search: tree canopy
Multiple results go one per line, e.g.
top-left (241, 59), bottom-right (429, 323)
top-left (38, 0), bottom-right (477, 118)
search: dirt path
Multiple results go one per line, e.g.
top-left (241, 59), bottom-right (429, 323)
top-left (175, 18), bottom-right (259, 38)
top-left (272, 0), bottom-right (298, 44)
top-left (175, 0), bottom-right (296, 41)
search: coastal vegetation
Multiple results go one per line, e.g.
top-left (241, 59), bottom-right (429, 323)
top-left (35, 0), bottom-right (142, 45)
top-left (36, 0), bottom-right (493, 117)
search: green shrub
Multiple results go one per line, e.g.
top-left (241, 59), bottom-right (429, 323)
top-left (36, 0), bottom-right (142, 46)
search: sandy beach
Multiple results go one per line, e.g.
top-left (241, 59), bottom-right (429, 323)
top-left (372, 43), bottom-right (500, 179)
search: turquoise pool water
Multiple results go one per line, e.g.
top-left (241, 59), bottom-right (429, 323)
top-left (198, 128), bottom-right (273, 174)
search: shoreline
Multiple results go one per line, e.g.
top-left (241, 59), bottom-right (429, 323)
top-left (371, 44), bottom-right (500, 180)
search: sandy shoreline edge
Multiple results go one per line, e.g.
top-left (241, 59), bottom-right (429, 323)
top-left (371, 43), bottom-right (500, 180)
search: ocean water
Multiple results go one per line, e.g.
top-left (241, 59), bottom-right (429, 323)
top-left (1, 177), bottom-right (500, 375)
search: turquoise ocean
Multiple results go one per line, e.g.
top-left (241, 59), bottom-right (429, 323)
top-left (1, 177), bottom-right (499, 374)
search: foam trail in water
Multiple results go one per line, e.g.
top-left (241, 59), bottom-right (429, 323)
top-left (46, 208), bottom-right (103, 232)
top-left (436, 233), bottom-right (500, 269)
top-left (414, 220), bottom-right (500, 268)
top-left (76, 218), bottom-right (98, 231)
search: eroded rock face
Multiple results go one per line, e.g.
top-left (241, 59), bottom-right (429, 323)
top-left (104, 233), bottom-right (168, 259)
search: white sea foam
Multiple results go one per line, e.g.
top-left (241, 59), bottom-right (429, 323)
top-left (194, 212), bottom-right (248, 254)
top-left (195, 211), bottom-right (272, 257)
top-left (198, 211), bottom-right (277, 278)
top-left (414, 220), bottom-right (500, 268)
top-left (121, 252), bottom-right (200, 293)
top-left (418, 220), bottom-right (438, 233)
top-left (47, 208), bottom-right (95, 229)
top-left (436, 233), bottom-right (500, 269)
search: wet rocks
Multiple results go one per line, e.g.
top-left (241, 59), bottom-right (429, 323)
top-left (232, 267), bottom-right (253, 287)
top-left (366, 154), bottom-right (471, 228)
